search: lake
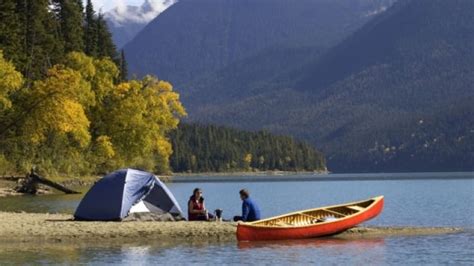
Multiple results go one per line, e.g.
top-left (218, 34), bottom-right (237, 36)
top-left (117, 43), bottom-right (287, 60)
top-left (0, 172), bottom-right (473, 265)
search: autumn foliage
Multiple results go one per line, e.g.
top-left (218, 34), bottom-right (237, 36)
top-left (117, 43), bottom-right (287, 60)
top-left (0, 51), bottom-right (185, 176)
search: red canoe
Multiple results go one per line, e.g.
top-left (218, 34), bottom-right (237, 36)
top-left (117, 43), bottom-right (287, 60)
top-left (236, 196), bottom-right (384, 241)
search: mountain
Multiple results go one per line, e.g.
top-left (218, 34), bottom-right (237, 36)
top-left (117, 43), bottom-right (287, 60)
top-left (105, 0), bottom-right (175, 48)
top-left (187, 0), bottom-right (474, 172)
top-left (124, 0), bottom-right (396, 89)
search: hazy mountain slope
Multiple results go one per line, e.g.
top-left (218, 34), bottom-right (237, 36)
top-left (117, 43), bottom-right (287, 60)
top-left (294, 0), bottom-right (474, 104)
top-left (189, 0), bottom-right (474, 172)
top-left (124, 0), bottom-right (396, 89)
top-left (181, 45), bottom-right (325, 107)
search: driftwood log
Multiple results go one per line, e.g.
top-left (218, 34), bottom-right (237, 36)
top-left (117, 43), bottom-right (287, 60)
top-left (15, 171), bottom-right (80, 194)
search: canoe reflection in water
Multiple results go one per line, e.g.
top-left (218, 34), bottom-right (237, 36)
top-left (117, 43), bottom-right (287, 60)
top-left (237, 238), bottom-right (386, 264)
top-left (237, 237), bottom-right (385, 250)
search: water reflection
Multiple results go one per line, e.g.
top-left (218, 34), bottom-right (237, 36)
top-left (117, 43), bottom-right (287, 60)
top-left (0, 239), bottom-right (234, 265)
top-left (237, 237), bottom-right (385, 249)
top-left (3, 234), bottom-right (474, 265)
top-left (0, 186), bottom-right (86, 213)
top-left (237, 238), bottom-right (386, 265)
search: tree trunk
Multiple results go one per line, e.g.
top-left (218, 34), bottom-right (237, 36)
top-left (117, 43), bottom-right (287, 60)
top-left (15, 171), bottom-right (81, 194)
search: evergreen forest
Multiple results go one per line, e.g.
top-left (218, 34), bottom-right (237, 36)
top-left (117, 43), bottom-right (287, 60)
top-left (169, 124), bottom-right (326, 173)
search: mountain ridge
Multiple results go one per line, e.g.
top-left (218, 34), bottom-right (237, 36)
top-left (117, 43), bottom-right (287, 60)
top-left (124, 0), bottom-right (396, 89)
top-left (186, 0), bottom-right (474, 172)
top-left (121, 0), bottom-right (473, 172)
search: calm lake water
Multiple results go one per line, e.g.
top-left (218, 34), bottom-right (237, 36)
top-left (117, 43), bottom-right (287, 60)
top-left (1, 172), bottom-right (473, 265)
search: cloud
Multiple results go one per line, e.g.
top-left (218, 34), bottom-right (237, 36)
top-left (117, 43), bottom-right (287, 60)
top-left (89, 0), bottom-right (112, 12)
top-left (105, 0), bottom-right (177, 26)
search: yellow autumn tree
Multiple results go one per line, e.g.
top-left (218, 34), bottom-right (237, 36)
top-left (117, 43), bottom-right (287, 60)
top-left (1, 51), bottom-right (186, 176)
top-left (61, 52), bottom-right (116, 173)
top-left (243, 153), bottom-right (252, 170)
top-left (97, 76), bottom-right (186, 173)
top-left (0, 50), bottom-right (24, 173)
top-left (0, 50), bottom-right (23, 111)
top-left (91, 135), bottom-right (116, 172)
top-left (18, 64), bottom-right (94, 174)
top-left (21, 65), bottom-right (93, 146)
top-left (64, 52), bottom-right (118, 103)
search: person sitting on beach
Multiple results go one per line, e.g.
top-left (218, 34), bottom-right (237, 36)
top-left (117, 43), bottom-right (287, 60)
top-left (233, 189), bottom-right (261, 222)
top-left (188, 188), bottom-right (214, 221)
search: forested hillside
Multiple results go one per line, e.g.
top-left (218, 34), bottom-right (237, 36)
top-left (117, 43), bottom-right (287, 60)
top-left (0, 0), bottom-right (184, 176)
top-left (0, 0), bottom-right (126, 82)
top-left (186, 0), bottom-right (474, 172)
top-left (169, 124), bottom-right (326, 173)
top-left (125, 0), bottom-right (396, 89)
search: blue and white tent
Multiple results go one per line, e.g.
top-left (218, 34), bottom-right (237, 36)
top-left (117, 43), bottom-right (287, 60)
top-left (74, 169), bottom-right (184, 221)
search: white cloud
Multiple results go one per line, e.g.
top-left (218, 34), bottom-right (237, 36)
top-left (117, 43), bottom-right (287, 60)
top-left (103, 0), bottom-right (176, 25)
top-left (88, 0), bottom-right (145, 12)
top-left (89, 0), bottom-right (112, 12)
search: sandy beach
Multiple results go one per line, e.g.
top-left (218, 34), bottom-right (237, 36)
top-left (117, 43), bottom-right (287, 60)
top-left (0, 212), bottom-right (462, 244)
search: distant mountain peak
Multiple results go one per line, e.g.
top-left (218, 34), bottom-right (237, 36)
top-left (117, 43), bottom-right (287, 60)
top-left (105, 0), bottom-right (177, 48)
top-left (105, 0), bottom-right (176, 26)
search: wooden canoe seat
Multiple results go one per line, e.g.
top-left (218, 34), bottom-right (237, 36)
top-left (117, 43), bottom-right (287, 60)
top-left (322, 208), bottom-right (346, 217)
top-left (298, 213), bottom-right (324, 224)
top-left (347, 205), bottom-right (365, 212)
top-left (298, 213), bottom-right (318, 219)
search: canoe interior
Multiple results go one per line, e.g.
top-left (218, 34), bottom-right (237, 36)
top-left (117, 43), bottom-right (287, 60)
top-left (253, 199), bottom-right (375, 227)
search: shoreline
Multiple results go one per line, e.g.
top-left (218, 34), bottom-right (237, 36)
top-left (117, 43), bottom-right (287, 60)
top-left (1, 171), bottom-right (472, 187)
top-left (1, 171), bottom-right (472, 197)
top-left (168, 171), bottom-right (474, 183)
top-left (170, 170), bottom-right (329, 177)
top-left (0, 212), bottom-right (464, 244)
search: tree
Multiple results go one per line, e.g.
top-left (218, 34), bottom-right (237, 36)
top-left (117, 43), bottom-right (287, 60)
top-left (96, 12), bottom-right (117, 61)
top-left (0, 0), bottom-right (189, 176)
top-left (96, 76), bottom-right (186, 173)
top-left (2, 62), bottom-right (94, 174)
top-left (0, 50), bottom-right (23, 111)
top-left (20, 64), bottom-right (93, 148)
top-left (53, 0), bottom-right (84, 52)
top-left (119, 49), bottom-right (128, 81)
top-left (83, 0), bottom-right (97, 57)
top-left (16, 0), bottom-right (63, 82)
top-left (0, 0), bottom-right (23, 68)
top-left (168, 123), bottom-right (326, 173)
top-left (63, 52), bottom-right (186, 173)
top-left (0, 49), bottom-right (23, 166)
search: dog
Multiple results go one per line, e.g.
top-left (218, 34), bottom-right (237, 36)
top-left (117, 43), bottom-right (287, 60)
top-left (214, 208), bottom-right (223, 222)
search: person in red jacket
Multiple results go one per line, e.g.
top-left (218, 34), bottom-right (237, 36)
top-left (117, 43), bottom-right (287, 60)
top-left (188, 188), bottom-right (214, 221)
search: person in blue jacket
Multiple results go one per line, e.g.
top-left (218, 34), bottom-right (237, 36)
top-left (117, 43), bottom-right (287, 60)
top-left (233, 189), bottom-right (261, 222)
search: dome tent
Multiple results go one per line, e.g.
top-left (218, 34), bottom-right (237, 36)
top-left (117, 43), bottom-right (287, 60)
top-left (74, 169), bottom-right (184, 221)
